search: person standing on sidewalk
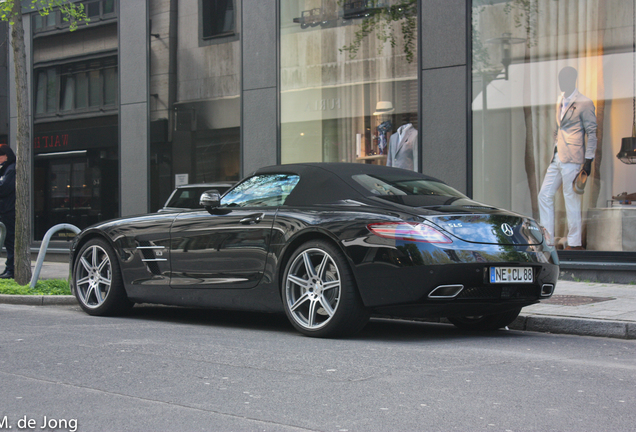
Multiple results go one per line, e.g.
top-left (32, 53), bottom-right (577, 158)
top-left (0, 144), bottom-right (16, 279)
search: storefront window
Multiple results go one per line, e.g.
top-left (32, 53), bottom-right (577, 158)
top-left (149, 0), bottom-right (242, 211)
top-left (280, 0), bottom-right (419, 170)
top-left (472, 0), bottom-right (636, 252)
top-left (33, 119), bottom-right (119, 240)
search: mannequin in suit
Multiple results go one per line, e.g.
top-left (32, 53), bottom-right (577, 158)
top-left (386, 123), bottom-right (418, 171)
top-left (538, 67), bottom-right (597, 250)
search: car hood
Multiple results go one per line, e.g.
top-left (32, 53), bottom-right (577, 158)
top-left (372, 195), bottom-right (544, 246)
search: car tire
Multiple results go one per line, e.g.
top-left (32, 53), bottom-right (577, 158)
top-left (73, 238), bottom-right (133, 316)
top-left (282, 240), bottom-right (369, 338)
top-left (448, 308), bottom-right (522, 331)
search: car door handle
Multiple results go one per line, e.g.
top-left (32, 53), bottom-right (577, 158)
top-left (240, 213), bottom-right (264, 225)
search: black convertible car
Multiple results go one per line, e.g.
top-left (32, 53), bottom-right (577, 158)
top-left (70, 163), bottom-right (559, 337)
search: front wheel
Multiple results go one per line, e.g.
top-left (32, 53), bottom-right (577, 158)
top-left (282, 240), bottom-right (369, 338)
top-left (448, 308), bottom-right (522, 331)
top-left (73, 238), bottom-right (133, 316)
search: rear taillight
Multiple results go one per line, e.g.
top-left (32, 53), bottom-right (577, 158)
top-left (367, 222), bottom-right (452, 243)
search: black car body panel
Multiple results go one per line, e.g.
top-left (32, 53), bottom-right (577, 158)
top-left (70, 163), bottom-right (559, 322)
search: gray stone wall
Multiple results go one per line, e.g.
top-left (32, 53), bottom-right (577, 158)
top-left (241, 0), bottom-right (279, 175)
top-left (32, 24), bottom-right (117, 64)
top-left (419, 0), bottom-right (469, 194)
top-left (177, 0), bottom-right (241, 102)
top-left (149, 0), bottom-right (172, 122)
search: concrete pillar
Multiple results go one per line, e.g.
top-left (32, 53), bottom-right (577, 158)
top-left (419, 0), bottom-right (470, 195)
top-left (119, 1), bottom-right (150, 215)
top-left (241, 0), bottom-right (279, 176)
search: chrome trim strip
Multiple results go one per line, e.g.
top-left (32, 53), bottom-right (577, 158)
top-left (137, 246), bottom-right (166, 249)
top-left (141, 258), bottom-right (168, 262)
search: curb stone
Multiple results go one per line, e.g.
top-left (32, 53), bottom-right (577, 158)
top-left (0, 294), bottom-right (76, 306)
top-left (513, 314), bottom-right (635, 340)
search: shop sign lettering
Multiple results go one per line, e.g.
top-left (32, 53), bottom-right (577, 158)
top-left (34, 134), bottom-right (69, 150)
top-left (305, 98), bottom-right (341, 112)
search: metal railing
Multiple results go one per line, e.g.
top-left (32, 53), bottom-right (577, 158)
top-left (30, 223), bottom-right (80, 288)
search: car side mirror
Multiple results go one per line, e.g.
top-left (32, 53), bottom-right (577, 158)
top-left (200, 190), bottom-right (221, 209)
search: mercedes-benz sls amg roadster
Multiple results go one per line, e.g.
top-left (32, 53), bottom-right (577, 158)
top-left (70, 163), bottom-right (559, 337)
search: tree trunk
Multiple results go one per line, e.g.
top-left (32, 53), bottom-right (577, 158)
top-left (522, 45), bottom-right (539, 220)
top-left (9, 2), bottom-right (32, 285)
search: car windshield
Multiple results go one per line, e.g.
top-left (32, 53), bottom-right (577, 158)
top-left (221, 174), bottom-right (300, 207)
top-left (352, 174), bottom-right (467, 198)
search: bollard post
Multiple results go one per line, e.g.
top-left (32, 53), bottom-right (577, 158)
top-left (30, 223), bottom-right (81, 289)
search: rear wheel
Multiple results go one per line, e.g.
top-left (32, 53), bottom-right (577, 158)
top-left (73, 238), bottom-right (133, 316)
top-left (448, 308), bottom-right (521, 331)
top-left (282, 240), bottom-right (369, 338)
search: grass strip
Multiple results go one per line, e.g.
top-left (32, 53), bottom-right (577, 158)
top-left (0, 279), bottom-right (71, 296)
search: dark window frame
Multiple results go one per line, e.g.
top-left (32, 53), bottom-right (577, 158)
top-left (34, 56), bottom-right (118, 121)
top-left (199, 0), bottom-right (239, 45)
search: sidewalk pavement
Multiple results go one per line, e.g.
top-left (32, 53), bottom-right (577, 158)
top-left (1, 261), bottom-right (635, 340)
top-left (510, 280), bottom-right (636, 339)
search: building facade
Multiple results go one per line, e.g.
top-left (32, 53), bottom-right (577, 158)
top-left (6, 0), bottom-right (636, 277)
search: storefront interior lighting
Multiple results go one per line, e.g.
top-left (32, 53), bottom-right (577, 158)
top-left (485, 33), bottom-right (525, 81)
top-left (617, 0), bottom-right (636, 164)
top-left (617, 130), bottom-right (636, 164)
top-left (35, 150), bottom-right (87, 158)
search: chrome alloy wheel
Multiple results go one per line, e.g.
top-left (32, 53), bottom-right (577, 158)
top-left (75, 244), bottom-right (113, 309)
top-left (285, 248), bottom-right (341, 330)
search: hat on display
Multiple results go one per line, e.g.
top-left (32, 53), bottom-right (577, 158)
top-left (373, 101), bottom-right (394, 116)
top-left (572, 169), bottom-right (588, 195)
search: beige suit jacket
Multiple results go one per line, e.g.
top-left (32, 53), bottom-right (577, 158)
top-left (554, 91), bottom-right (598, 164)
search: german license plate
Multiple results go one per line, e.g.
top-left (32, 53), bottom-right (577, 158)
top-left (490, 267), bottom-right (533, 283)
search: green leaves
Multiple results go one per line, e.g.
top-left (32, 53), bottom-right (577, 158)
top-left (1, 0), bottom-right (88, 32)
top-left (339, 0), bottom-right (418, 63)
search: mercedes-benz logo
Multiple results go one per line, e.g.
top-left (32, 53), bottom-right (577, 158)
top-left (501, 223), bottom-right (514, 237)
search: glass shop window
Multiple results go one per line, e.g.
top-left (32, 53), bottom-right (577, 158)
top-left (472, 0), bottom-right (636, 253)
top-left (280, 0), bottom-right (419, 171)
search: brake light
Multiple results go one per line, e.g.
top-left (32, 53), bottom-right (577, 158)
top-left (367, 222), bottom-right (452, 243)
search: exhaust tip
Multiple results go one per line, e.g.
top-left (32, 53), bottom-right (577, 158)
top-left (541, 284), bottom-right (555, 297)
top-left (428, 284), bottom-right (464, 299)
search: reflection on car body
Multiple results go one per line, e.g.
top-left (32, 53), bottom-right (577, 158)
top-left (70, 163), bottom-right (558, 338)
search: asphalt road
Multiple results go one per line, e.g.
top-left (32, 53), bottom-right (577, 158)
top-left (1, 304), bottom-right (635, 432)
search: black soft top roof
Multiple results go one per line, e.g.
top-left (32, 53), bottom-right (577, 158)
top-left (253, 163), bottom-right (443, 206)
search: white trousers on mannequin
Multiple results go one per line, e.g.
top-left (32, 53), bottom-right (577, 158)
top-left (538, 154), bottom-right (583, 247)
